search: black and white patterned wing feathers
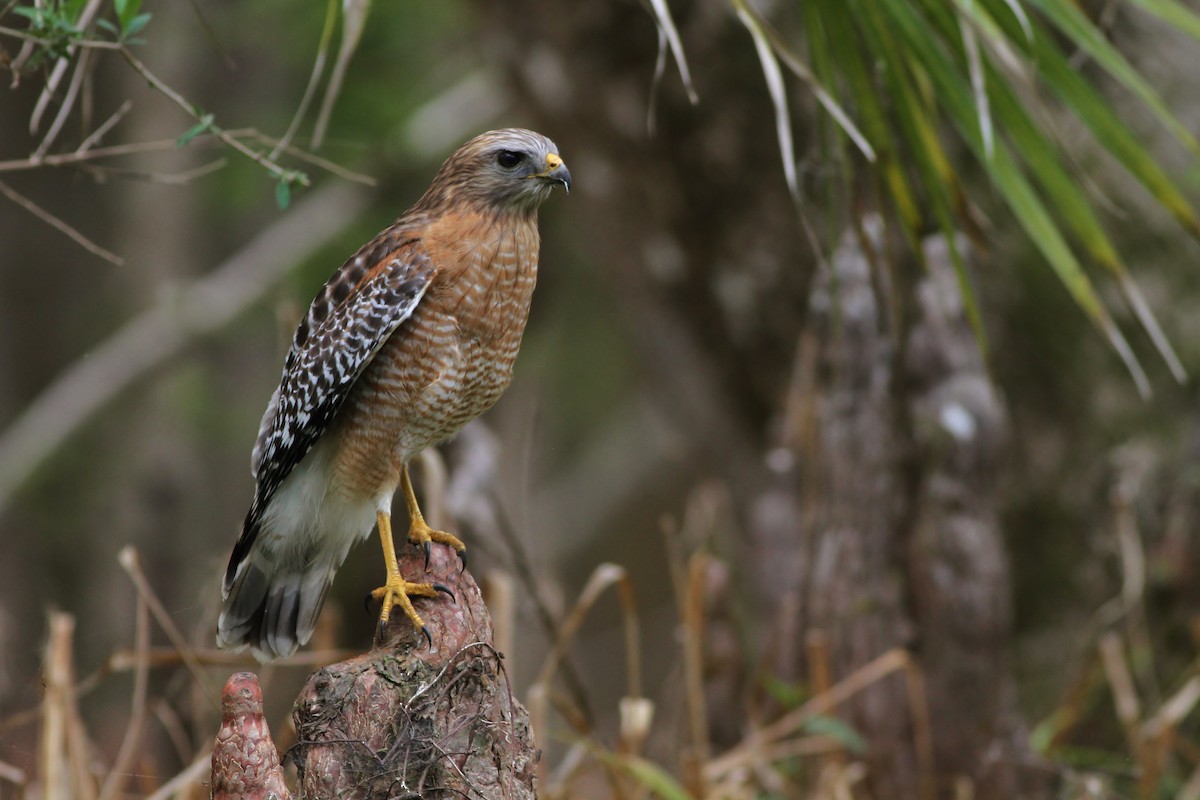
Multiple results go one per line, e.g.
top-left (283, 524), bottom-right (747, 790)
top-left (226, 238), bottom-right (434, 588)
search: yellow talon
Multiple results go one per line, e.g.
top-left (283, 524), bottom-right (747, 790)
top-left (371, 509), bottom-right (442, 644)
top-left (370, 463), bottom-right (466, 645)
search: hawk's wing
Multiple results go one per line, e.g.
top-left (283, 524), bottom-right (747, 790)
top-left (226, 229), bottom-right (435, 587)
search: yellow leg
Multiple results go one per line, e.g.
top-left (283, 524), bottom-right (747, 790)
top-left (370, 510), bottom-right (447, 645)
top-left (400, 464), bottom-right (466, 566)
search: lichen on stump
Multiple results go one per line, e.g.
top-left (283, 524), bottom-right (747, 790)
top-left (290, 542), bottom-right (537, 799)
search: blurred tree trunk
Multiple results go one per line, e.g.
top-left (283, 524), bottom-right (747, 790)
top-left (481, 3), bottom-right (1045, 796)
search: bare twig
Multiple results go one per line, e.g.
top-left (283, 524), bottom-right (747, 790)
top-left (118, 547), bottom-right (219, 701)
top-left (0, 178), bottom-right (123, 264)
top-left (143, 752), bottom-right (210, 800)
top-left (97, 581), bottom-right (150, 800)
top-left (75, 99), bottom-right (134, 154)
top-left (75, 157), bottom-right (228, 185)
top-left (311, 0), bottom-right (370, 149)
top-left (0, 180), bottom-right (372, 514)
top-left (0, 760), bottom-right (25, 789)
top-left (40, 613), bottom-right (71, 800)
top-left (249, 132), bottom-right (376, 186)
top-left (29, 0), bottom-right (105, 133)
top-left (681, 552), bottom-right (710, 790)
top-left (106, 645), bottom-right (358, 670)
top-left (1099, 633), bottom-right (1143, 761)
top-left (270, 0), bottom-right (337, 160)
top-left (117, 46), bottom-right (309, 186)
top-left (0, 134), bottom-right (194, 172)
top-left (706, 648), bottom-right (915, 781)
top-left (34, 45), bottom-right (94, 159)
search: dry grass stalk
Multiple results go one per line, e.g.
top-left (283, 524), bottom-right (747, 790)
top-left (529, 562), bottom-right (642, 799)
top-left (97, 582), bottom-right (150, 800)
top-left (1098, 634), bottom-right (1144, 767)
top-left (118, 547), bottom-right (219, 701)
top-left (532, 562), bottom-right (641, 716)
top-left (481, 570), bottom-right (516, 673)
top-left (40, 611), bottom-right (98, 800)
top-left (680, 551), bottom-right (711, 796)
top-left (143, 753), bottom-right (211, 800)
top-left (706, 648), bottom-right (918, 782)
top-left (0, 179), bottom-right (123, 265)
top-left (806, 628), bottom-right (843, 779)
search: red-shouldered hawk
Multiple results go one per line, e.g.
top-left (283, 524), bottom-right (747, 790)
top-left (217, 129), bottom-right (570, 660)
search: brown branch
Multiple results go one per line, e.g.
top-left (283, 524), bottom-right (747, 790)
top-left (117, 46), bottom-right (308, 186)
top-left (75, 99), bottom-right (133, 154)
top-left (97, 580), bottom-right (149, 800)
top-left (28, 0), bottom-right (105, 132)
top-left (0, 178), bottom-right (123, 264)
top-left (34, 44), bottom-right (93, 158)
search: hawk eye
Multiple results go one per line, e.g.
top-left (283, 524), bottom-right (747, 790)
top-left (496, 150), bottom-right (523, 169)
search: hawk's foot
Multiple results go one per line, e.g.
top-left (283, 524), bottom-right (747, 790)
top-left (370, 577), bottom-right (454, 648)
top-left (407, 518), bottom-right (467, 570)
top-left (400, 464), bottom-right (467, 570)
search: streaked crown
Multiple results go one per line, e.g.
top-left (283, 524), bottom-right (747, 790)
top-left (416, 128), bottom-right (571, 215)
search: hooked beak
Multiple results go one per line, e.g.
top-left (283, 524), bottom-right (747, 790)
top-left (532, 152), bottom-right (571, 194)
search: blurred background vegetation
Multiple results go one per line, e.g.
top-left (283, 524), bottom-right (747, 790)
top-left (3, 0), bottom-right (1200, 797)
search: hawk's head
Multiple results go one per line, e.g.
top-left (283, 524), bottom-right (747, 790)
top-left (422, 128), bottom-right (571, 215)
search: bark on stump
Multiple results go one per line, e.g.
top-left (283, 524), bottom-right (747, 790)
top-left (211, 543), bottom-right (537, 800)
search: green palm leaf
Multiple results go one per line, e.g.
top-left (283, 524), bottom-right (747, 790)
top-left (729, 0), bottom-right (1199, 390)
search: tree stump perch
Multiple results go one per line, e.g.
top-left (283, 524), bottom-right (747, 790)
top-left (211, 543), bottom-right (538, 800)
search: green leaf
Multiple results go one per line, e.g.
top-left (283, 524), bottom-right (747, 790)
top-left (176, 114), bottom-right (214, 146)
top-left (734, 0), bottom-right (798, 202)
top-left (275, 178), bottom-right (292, 210)
top-left (1025, 0), bottom-right (1200, 157)
top-left (803, 714), bottom-right (869, 755)
top-left (761, 674), bottom-right (808, 709)
top-left (815, 1), bottom-right (922, 232)
top-left (123, 12), bottom-right (150, 38)
top-left (857, 0), bottom-right (989, 351)
top-left (11, 6), bottom-right (43, 21)
top-left (1123, 0), bottom-right (1200, 41)
top-left (611, 755), bottom-right (693, 800)
top-left (113, 0), bottom-right (140, 31)
top-left (875, 0), bottom-right (1152, 395)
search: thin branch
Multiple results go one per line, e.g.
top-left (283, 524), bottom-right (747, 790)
top-left (117, 46), bottom-right (308, 186)
top-left (97, 575), bottom-right (149, 800)
top-left (249, 132), bottom-right (376, 186)
top-left (269, 0), bottom-right (338, 160)
top-left (75, 157), bottom-right (228, 185)
top-left (118, 547), bottom-right (220, 702)
top-left (0, 180), bottom-right (373, 514)
top-left (0, 134), bottom-right (197, 172)
top-left (34, 44), bottom-right (93, 159)
top-left (311, 0), bottom-right (369, 149)
top-left (142, 752), bottom-right (210, 800)
top-left (75, 99), bottom-right (133, 154)
top-left (29, 0), bottom-right (105, 133)
top-left (0, 24), bottom-right (122, 49)
top-left (0, 178), bottom-right (123, 264)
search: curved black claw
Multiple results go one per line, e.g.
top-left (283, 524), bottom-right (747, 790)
top-left (364, 592), bottom-right (377, 614)
top-left (377, 617), bottom-right (388, 642)
top-left (458, 547), bottom-right (468, 574)
top-left (433, 583), bottom-right (456, 603)
top-left (420, 625), bottom-right (433, 649)
top-left (423, 540), bottom-right (431, 570)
